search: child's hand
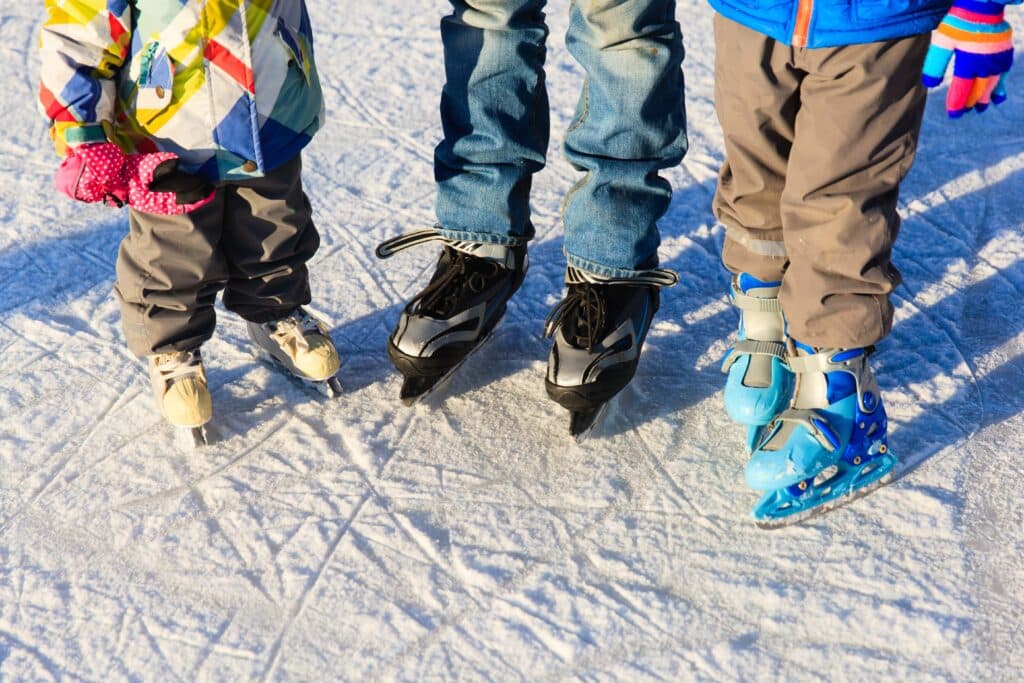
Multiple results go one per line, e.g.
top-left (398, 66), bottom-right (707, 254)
top-left (922, 0), bottom-right (1015, 118)
top-left (55, 143), bottom-right (215, 215)
top-left (124, 154), bottom-right (216, 215)
top-left (55, 143), bottom-right (130, 207)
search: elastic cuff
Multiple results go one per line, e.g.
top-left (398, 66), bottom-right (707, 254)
top-left (146, 333), bottom-right (212, 357)
top-left (724, 224), bottom-right (787, 258)
top-left (52, 122), bottom-right (108, 156)
top-left (436, 227), bottom-right (529, 247)
top-left (564, 252), bottom-right (659, 280)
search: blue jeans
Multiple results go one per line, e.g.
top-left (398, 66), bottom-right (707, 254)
top-left (435, 0), bottom-right (687, 278)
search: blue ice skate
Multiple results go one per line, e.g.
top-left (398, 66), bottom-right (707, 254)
top-left (745, 344), bottom-right (897, 528)
top-left (721, 274), bottom-right (794, 452)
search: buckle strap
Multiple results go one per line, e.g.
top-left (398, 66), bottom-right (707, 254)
top-left (770, 408), bottom-right (841, 453)
top-left (736, 339), bottom-right (786, 359)
top-left (730, 287), bottom-right (781, 313)
top-left (721, 339), bottom-right (787, 373)
top-left (787, 346), bottom-right (874, 375)
top-left (153, 349), bottom-right (204, 383)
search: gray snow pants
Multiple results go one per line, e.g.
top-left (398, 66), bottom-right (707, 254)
top-left (712, 15), bottom-right (930, 348)
top-left (115, 155), bottom-right (320, 356)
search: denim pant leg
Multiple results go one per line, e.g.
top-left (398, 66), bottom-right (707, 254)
top-left (563, 0), bottom-right (687, 278)
top-left (435, 0), bottom-right (550, 246)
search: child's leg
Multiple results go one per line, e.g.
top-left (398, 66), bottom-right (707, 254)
top-left (562, 0), bottom-right (685, 277)
top-left (115, 196), bottom-right (228, 356)
top-left (434, 0), bottom-right (550, 246)
top-left (780, 34), bottom-right (930, 349)
top-left (219, 155), bottom-right (320, 323)
top-left (712, 14), bottom-right (800, 283)
top-left (713, 15), bottom-right (801, 444)
top-left (743, 35), bottom-right (929, 525)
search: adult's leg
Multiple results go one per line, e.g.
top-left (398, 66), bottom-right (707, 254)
top-left (562, 0), bottom-right (686, 278)
top-left (782, 34), bottom-right (930, 348)
top-left (435, 0), bottom-right (550, 245)
top-left (220, 155), bottom-right (321, 323)
top-left (115, 195), bottom-right (228, 356)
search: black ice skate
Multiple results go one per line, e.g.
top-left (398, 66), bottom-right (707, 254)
top-left (544, 265), bottom-right (678, 441)
top-left (376, 228), bottom-right (528, 405)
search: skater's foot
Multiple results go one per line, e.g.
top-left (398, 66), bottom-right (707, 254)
top-left (247, 308), bottom-right (340, 382)
top-left (721, 273), bottom-right (793, 445)
top-left (746, 343), bottom-right (896, 526)
top-left (376, 228), bottom-right (528, 404)
top-left (544, 265), bottom-right (678, 437)
top-left (148, 349), bottom-right (212, 429)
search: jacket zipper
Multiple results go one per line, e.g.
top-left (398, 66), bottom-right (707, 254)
top-left (792, 0), bottom-right (814, 47)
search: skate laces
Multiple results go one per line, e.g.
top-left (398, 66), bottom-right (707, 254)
top-left (544, 266), bottom-right (678, 351)
top-left (544, 283), bottom-right (607, 351)
top-left (267, 309), bottom-right (324, 354)
top-left (376, 228), bottom-right (520, 319)
top-left (152, 349), bottom-right (204, 384)
top-left (413, 247), bottom-right (503, 317)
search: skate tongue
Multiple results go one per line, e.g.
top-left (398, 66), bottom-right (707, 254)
top-left (449, 241), bottom-right (515, 268)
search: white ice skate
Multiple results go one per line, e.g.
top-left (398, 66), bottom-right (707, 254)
top-left (148, 349), bottom-right (213, 446)
top-left (247, 308), bottom-right (342, 397)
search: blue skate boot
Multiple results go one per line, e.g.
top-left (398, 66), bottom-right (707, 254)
top-left (745, 343), bottom-right (898, 528)
top-left (721, 274), bottom-right (794, 452)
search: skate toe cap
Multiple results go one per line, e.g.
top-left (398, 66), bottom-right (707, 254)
top-left (294, 336), bottom-right (340, 381)
top-left (163, 378), bottom-right (212, 428)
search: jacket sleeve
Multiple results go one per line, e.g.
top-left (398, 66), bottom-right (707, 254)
top-left (39, 0), bottom-right (133, 156)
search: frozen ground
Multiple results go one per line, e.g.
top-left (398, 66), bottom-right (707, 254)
top-left (2, 1), bottom-right (1023, 680)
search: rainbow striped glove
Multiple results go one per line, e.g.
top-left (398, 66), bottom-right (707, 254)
top-left (922, 0), bottom-right (1015, 117)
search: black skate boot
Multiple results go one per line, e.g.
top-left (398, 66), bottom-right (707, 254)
top-left (544, 265), bottom-right (678, 441)
top-left (376, 228), bottom-right (528, 405)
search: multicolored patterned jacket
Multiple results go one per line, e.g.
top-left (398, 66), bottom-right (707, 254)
top-left (40, 1), bottom-right (324, 182)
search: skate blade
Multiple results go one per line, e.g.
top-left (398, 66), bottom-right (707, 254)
top-left (398, 327), bottom-right (498, 407)
top-left (254, 348), bottom-right (342, 399)
top-left (175, 424), bottom-right (210, 449)
top-left (752, 454), bottom-right (898, 529)
top-left (570, 403), bottom-right (610, 444)
top-left (191, 426), bottom-right (209, 447)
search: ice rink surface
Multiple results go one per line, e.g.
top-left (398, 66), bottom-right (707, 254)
top-left (1, 1), bottom-right (1022, 680)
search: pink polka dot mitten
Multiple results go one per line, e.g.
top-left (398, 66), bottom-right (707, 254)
top-left (55, 143), bottom-right (215, 215)
top-left (54, 142), bottom-right (130, 207)
top-left (124, 153), bottom-right (215, 215)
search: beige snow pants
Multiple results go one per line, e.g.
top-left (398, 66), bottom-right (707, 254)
top-left (115, 155), bottom-right (320, 356)
top-left (712, 15), bottom-right (930, 348)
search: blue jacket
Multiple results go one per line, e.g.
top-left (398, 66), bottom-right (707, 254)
top-left (709, 0), bottom-right (952, 47)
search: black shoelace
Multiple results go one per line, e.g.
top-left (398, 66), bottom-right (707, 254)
top-left (544, 283), bottom-right (607, 351)
top-left (412, 247), bottom-right (501, 318)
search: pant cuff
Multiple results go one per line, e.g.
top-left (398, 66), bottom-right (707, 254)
top-left (565, 252), bottom-right (659, 280)
top-left (436, 227), bottom-right (529, 248)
